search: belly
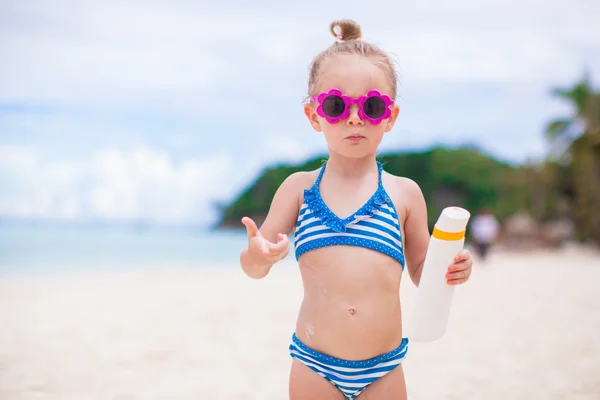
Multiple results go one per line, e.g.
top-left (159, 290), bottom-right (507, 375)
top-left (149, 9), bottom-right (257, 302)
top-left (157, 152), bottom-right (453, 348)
top-left (294, 246), bottom-right (405, 360)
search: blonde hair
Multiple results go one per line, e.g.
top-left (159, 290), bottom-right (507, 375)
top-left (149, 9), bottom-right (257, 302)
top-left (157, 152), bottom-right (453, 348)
top-left (308, 19), bottom-right (398, 99)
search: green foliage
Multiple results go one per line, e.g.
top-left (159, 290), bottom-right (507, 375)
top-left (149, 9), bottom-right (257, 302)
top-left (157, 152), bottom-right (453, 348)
top-left (377, 147), bottom-right (520, 226)
top-left (544, 73), bottom-right (600, 243)
top-left (545, 119), bottom-right (573, 141)
top-left (551, 72), bottom-right (593, 114)
top-left (218, 73), bottom-right (600, 245)
top-left (217, 146), bottom-right (535, 231)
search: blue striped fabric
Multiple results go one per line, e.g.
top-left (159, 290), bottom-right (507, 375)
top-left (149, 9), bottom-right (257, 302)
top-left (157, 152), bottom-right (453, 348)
top-left (290, 333), bottom-right (409, 399)
top-left (294, 161), bottom-right (405, 269)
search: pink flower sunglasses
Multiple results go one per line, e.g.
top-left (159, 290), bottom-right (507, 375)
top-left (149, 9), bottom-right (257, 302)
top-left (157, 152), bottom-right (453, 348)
top-left (310, 88), bottom-right (394, 125)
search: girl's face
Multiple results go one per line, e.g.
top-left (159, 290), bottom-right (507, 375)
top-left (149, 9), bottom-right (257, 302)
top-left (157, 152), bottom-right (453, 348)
top-left (304, 54), bottom-right (400, 159)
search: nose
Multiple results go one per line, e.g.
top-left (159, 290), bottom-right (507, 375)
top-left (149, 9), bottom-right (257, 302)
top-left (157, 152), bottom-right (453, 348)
top-left (346, 104), bottom-right (364, 126)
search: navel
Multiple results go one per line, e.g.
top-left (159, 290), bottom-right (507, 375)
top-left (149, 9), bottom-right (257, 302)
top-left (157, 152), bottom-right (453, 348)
top-left (348, 307), bottom-right (356, 315)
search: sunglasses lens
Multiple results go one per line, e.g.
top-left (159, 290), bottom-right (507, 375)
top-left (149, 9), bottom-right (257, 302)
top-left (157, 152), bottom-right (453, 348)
top-left (363, 96), bottom-right (387, 119)
top-left (321, 95), bottom-right (346, 118)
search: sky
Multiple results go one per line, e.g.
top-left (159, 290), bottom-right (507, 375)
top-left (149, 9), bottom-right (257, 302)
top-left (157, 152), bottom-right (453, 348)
top-left (1, 0), bottom-right (599, 226)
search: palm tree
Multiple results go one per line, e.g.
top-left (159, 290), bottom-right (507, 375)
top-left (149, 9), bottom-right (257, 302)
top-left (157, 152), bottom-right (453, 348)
top-left (544, 73), bottom-right (600, 243)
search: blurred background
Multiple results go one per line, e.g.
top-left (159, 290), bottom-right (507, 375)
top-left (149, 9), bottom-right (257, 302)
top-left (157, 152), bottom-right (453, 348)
top-left (1, 1), bottom-right (599, 399)
top-left (1, 0), bottom-right (598, 274)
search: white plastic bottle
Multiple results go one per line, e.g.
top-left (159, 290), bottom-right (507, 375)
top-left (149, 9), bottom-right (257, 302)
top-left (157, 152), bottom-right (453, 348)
top-left (408, 206), bottom-right (471, 342)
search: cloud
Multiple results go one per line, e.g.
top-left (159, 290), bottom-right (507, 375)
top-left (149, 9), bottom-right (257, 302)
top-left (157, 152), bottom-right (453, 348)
top-left (263, 134), bottom-right (325, 164)
top-left (2, 0), bottom-right (598, 107)
top-left (0, 0), bottom-right (599, 224)
top-left (0, 1), bottom-right (313, 108)
top-left (0, 145), bottom-right (234, 223)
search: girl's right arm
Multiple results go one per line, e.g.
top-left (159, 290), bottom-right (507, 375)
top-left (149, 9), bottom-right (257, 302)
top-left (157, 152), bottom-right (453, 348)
top-left (239, 172), bottom-right (306, 279)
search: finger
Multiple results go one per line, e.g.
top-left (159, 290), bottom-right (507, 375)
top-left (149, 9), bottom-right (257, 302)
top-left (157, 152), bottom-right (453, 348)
top-left (241, 217), bottom-right (259, 239)
top-left (267, 234), bottom-right (289, 254)
top-left (259, 241), bottom-right (270, 255)
top-left (248, 236), bottom-right (270, 257)
top-left (447, 260), bottom-right (471, 273)
top-left (454, 249), bottom-right (470, 263)
top-left (446, 268), bottom-right (470, 280)
top-left (447, 277), bottom-right (469, 285)
top-left (278, 244), bottom-right (291, 260)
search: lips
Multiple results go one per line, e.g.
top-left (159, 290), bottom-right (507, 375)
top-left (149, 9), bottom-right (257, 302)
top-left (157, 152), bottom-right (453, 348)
top-left (347, 135), bottom-right (365, 142)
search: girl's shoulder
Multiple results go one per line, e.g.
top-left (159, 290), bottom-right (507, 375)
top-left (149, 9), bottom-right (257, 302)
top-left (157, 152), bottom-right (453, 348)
top-left (381, 170), bottom-right (423, 193)
top-left (381, 170), bottom-right (426, 212)
top-left (276, 168), bottom-right (322, 212)
top-left (282, 168), bottom-right (321, 191)
top-left (274, 168), bottom-right (322, 205)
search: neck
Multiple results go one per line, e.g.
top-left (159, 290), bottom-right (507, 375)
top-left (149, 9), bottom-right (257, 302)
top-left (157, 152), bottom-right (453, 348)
top-left (325, 151), bottom-right (379, 179)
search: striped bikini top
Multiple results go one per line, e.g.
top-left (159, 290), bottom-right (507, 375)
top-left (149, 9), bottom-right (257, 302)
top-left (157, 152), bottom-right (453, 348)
top-left (294, 161), bottom-right (405, 269)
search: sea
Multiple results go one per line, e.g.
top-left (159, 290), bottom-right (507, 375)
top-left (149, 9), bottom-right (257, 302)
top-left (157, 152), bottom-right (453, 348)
top-left (0, 219), bottom-right (290, 277)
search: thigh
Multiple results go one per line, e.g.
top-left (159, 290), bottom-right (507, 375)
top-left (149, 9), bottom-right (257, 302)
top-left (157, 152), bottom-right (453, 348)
top-left (356, 364), bottom-right (407, 400)
top-left (289, 358), bottom-right (346, 400)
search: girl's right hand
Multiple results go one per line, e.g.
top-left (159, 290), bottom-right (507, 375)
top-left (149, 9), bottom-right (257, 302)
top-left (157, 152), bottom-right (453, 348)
top-left (241, 217), bottom-right (290, 266)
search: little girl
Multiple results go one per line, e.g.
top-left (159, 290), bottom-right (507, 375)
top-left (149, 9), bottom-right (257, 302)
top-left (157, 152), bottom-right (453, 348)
top-left (239, 19), bottom-right (473, 400)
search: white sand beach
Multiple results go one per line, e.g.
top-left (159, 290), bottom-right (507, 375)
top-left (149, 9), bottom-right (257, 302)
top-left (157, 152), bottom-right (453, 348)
top-left (1, 245), bottom-right (599, 400)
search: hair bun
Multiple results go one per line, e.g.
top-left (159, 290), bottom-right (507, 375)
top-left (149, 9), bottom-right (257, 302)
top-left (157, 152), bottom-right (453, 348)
top-left (329, 19), bottom-right (362, 42)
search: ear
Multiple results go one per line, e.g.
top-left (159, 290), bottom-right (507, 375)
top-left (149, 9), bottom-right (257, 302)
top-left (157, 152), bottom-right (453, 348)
top-left (384, 104), bottom-right (400, 133)
top-left (304, 104), bottom-right (323, 132)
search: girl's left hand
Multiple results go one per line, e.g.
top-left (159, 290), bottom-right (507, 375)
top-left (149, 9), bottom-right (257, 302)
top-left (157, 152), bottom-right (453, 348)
top-left (446, 249), bottom-right (473, 285)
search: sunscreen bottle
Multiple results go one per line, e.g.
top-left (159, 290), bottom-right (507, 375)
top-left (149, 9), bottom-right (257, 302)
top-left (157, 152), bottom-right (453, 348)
top-left (408, 206), bottom-right (471, 342)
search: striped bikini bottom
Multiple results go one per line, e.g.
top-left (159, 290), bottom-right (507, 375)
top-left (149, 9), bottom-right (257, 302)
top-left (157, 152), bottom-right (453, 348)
top-left (289, 333), bottom-right (409, 400)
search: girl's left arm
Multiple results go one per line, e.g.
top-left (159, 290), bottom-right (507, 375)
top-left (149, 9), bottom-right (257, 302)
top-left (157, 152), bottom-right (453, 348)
top-left (400, 178), bottom-right (431, 287)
